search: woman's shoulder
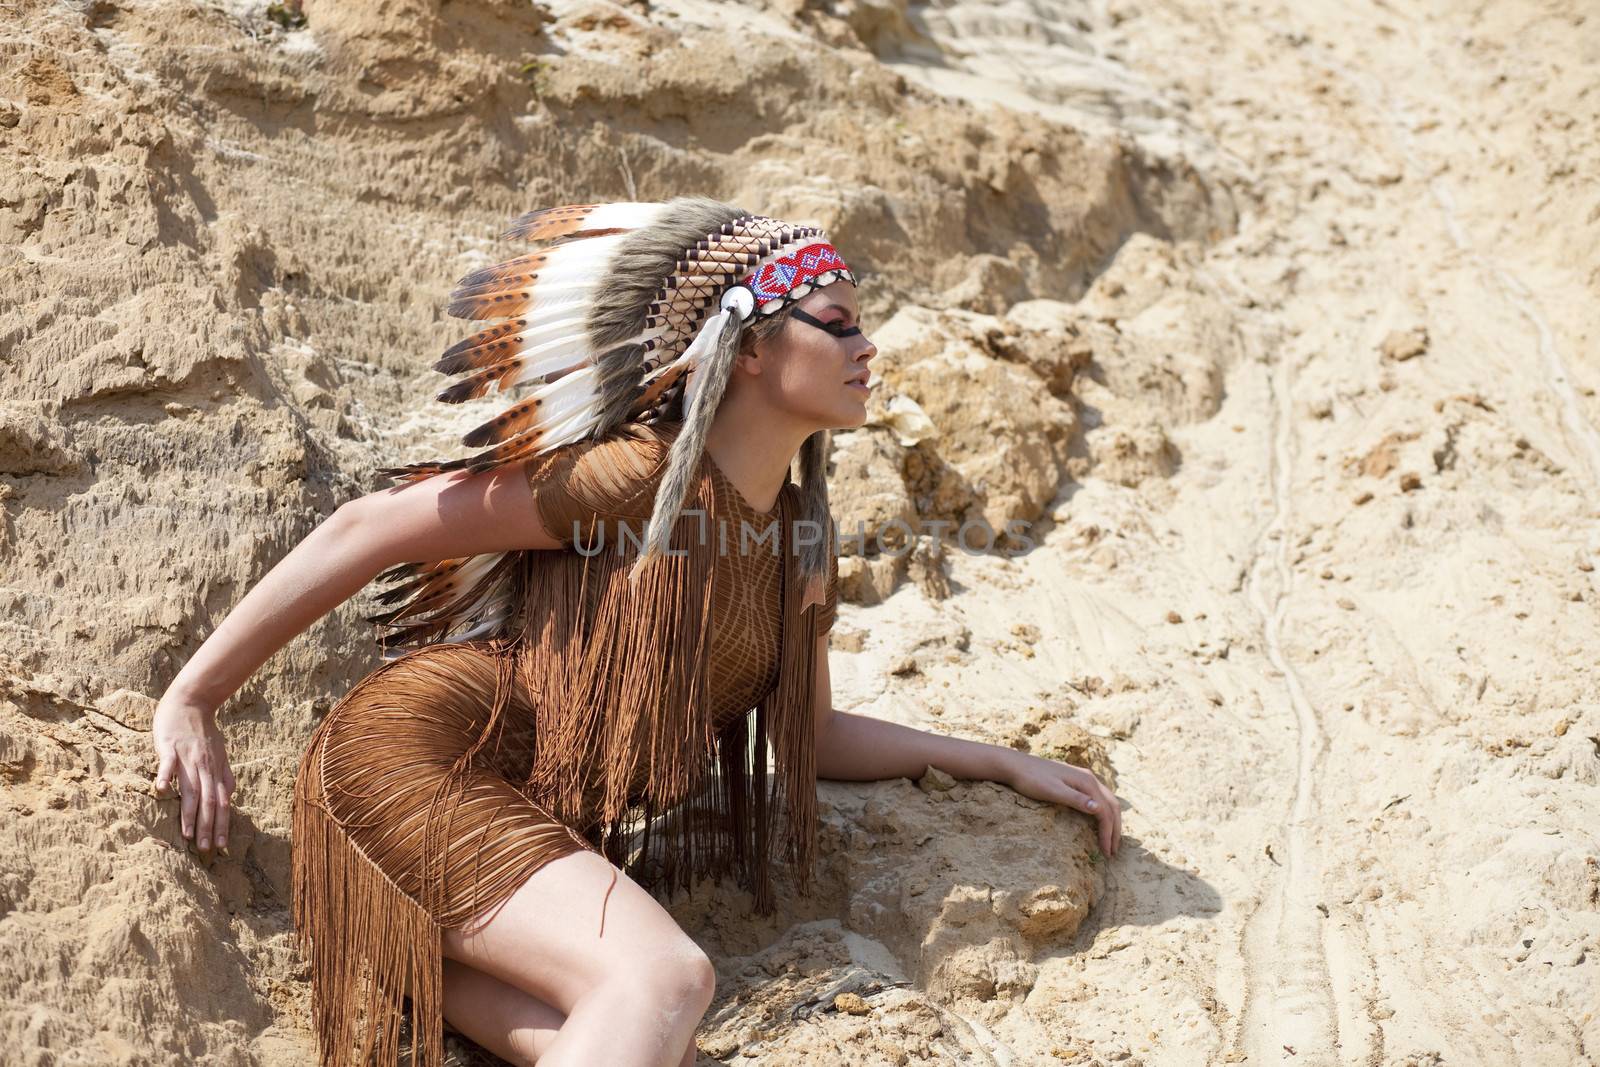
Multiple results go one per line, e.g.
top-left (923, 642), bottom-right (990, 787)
top-left (522, 422), bottom-right (686, 540)
top-left (525, 421), bottom-right (683, 481)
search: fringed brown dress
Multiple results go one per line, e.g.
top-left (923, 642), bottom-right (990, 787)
top-left (291, 422), bottom-right (838, 1067)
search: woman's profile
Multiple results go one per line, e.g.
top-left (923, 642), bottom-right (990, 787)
top-left (149, 195), bottom-right (1122, 1067)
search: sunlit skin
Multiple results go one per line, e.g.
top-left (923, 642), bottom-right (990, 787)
top-left (701, 279), bottom-right (876, 513)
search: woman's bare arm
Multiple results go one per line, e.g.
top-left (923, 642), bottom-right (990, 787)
top-left (167, 463), bottom-right (559, 708)
top-left (341, 459), bottom-right (568, 572)
top-left (811, 638), bottom-right (1122, 856)
top-left (154, 462), bottom-right (558, 855)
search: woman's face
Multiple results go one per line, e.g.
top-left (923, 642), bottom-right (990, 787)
top-left (744, 280), bottom-right (877, 431)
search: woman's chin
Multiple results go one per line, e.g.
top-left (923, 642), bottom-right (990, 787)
top-left (833, 400), bottom-right (871, 431)
top-left (795, 397), bottom-right (870, 434)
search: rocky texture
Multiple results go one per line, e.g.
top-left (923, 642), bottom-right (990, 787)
top-left (1, 0), bottom-right (1198, 1061)
top-left (4, 0), bottom-right (1599, 1065)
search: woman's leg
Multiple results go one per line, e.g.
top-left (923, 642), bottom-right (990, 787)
top-left (441, 848), bottom-right (712, 1067)
top-left (442, 959), bottom-right (563, 1064)
top-left (442, 960), bottom-right (701, 1067)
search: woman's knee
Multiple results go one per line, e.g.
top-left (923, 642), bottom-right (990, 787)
top-left (443, 850), bottom-right (714, 1017)
top-left (670, 943), bottom-right (717, 1010)
top-left (615, 941), bottom-right (716, 1017)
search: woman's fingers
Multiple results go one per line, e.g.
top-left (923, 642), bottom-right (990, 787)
top-left (1102, 780), bottom-right (1122, 853)
top-left (1094, 800), bottom-right (1115, 857)
top-left (177, 756), bottom-right (201, 842)
top-left (1097, 782), bottom-right (1120, 855)
top-left (1064, 777), bottom-right (1114, 856)
top-left (1053, 781), bottom-right (1100, 820)
top-left (151, 702), bottom-right (237, 859)
top-left (196, 765), bottom-right (216, 853)
top-left (156, 748), bottom-right (234, 854)
top-left (1087, 776), bottom-right (1120, 853)
top-left (153, 748), bottom-right (178, 799)
top-left (1015, 757), bottom-right (1125, 858)
top-left (1113, 787), bottom-right (1122, 850)
top-left (1063, 768), bottom-right (1120, 856)
top-left (213, 776), bottom-right (232, 852)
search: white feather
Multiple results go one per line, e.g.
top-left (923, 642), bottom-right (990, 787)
top-left (523, 283), bottom-right (601, 317)
top-left (530, 363), bottom-right (599, 420)
top-left (639, 347), bottom-right (691, 387)
top-left (383, 579), bottom-right (513, 659)
top-left (581, 202), bottom-right (670, 233)
top-left (509, 315), bottom-right (588, 348)
top-left (442, 607), bottom-right (509, 647)
top-left (446, 585), bottom-right (512, 637)
top-left (519, 304), bottom-right (599, 334)
top-left (542, 233), bottom-right (625, 273)
top-left (502, 336), bottom-right (591, 387)
top-left (541, 405), bottom-right (602, 449)
top-left (507, 278), bottom-right (603, 297)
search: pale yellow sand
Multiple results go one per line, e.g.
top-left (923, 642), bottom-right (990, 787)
top-left (2, 1), bottom-right (1594, 1064)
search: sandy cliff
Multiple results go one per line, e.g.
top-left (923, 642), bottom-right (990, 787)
top-left (2, 0), bottom-right (1596, 1064)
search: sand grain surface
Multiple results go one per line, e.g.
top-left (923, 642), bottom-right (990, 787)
top-left (2, 1), bottom-right (1596, 1064)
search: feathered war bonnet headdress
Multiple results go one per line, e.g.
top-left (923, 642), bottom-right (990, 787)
top-left (367, 196), bottom-right (856, 652)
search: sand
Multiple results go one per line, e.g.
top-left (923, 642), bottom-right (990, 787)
top-left (1, 0), bottom-right (1595, 1064)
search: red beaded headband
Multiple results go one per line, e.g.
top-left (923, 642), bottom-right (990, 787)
top-left (737, 240), bottom-right (856, 316)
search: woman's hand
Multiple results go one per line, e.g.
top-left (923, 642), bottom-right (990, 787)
top-left (1002, 751), bottom-right (1122, 857)
top-left (152, 693), bottom-right (236, 855)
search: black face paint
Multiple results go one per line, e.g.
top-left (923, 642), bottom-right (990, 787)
top-left (790, 306), bottom-right (862, 338)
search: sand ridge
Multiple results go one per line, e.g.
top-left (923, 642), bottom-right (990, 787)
top-left (1, 0), bottom-right (1596, 1064)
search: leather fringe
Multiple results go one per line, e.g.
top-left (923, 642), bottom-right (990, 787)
top-left (503, 463), bottom-right (819, 915)
top-left (289, 462), bottom-right (822, 1065)
top-left (292, 735), bottom-right (444, 1067)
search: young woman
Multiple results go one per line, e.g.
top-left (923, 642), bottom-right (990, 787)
top-left (149, 197), bottom-right (1121, 1067)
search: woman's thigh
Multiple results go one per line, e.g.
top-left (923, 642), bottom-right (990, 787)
top-left (441, 847), bottom-right (710, 1016)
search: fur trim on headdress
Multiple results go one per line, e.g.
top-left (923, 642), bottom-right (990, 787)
top-left (368, 197), bottom-right (854, 653)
